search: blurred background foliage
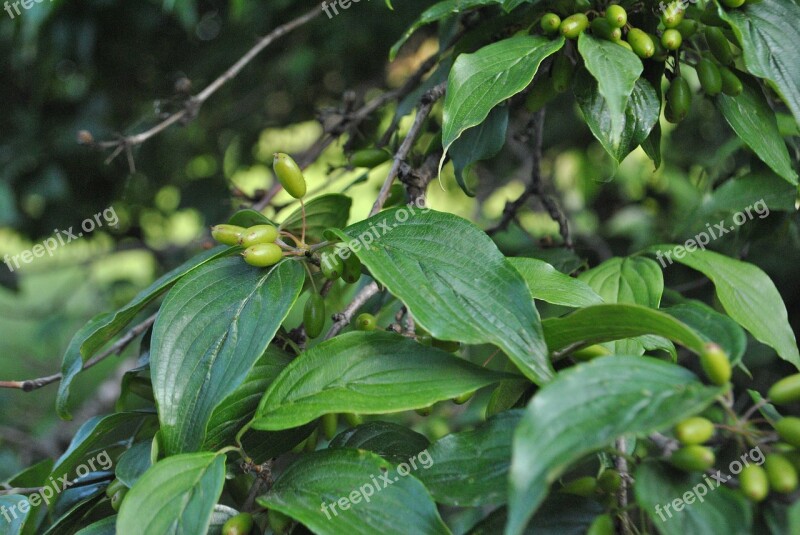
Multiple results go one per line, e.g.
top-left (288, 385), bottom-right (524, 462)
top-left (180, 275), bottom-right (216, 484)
top-left (1, 0), bottom-right (798, 479)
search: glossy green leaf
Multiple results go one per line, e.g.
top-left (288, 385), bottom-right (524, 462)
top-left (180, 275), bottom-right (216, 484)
top-left (577, 33), bottom-right (643, 146)
top-left (329, 421), bottom-right (430, 465)
top-left (203, 345), bottom-right (293, 451)
top-left (151, 257), bottom-right (305, 455)
top-left (442, 34), bottom-right (565, 153)
top-left (115, 442), bottom-right (152, 488)
top-left (507, 357), bottom-right (724, 535)
top-left (389, 0), bottom-right (501, 60)
top-left (641, 62), bottom-right (665, 168)
top-left (575, 69), bottom-right (660, 163)
top-left (706, 172), bottom-right (796, 213)
top-left (648, 246), bottom-right (800, 368)
top-left (508, 257), bottom-right (603, 308)
top-left (252, 331), bottom-right (508, 430)
top-left (56, 246), bottom-right (232, 419)
top-left (258, 449), bottom-right (450, 535)
top-left (450, 105), bottom-right (509, 196)
top-left (635, 461), bottom-right (752, 535)
top-left (718, 0), bottom-right (800, 128)
top-left (75, 516), bottom-right (117, 535)
top-left (329, 208), bottom-right (551, 383)
top-left (718, 81), bottom-right (798, 185)
top-left (541, 304), bottom-right (708, 355)
top-left (663, 302), bottom-right (747, 365)
top-left (227, 208), bottom-right (276, 228)
top-left (116, 452), bottom-right (225, 535)
top-left (0, 495), bottom-right (30, 534)
top-left (417, 410), bottom-right (523, 506)
top-left (280, 194), bottom-right (352, 244)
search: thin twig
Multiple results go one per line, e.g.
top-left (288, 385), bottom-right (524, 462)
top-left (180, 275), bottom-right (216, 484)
top-left (0, 313), bottom-right (157, 392)
top-left (324, 282), bottom-right (380, 340)
top-left (614, 437), bottom-right (634, 535)
top-left (370, 82), bottom-right (447, 216)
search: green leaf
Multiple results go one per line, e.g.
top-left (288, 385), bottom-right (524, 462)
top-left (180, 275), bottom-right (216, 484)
top-left (717, 81), bottom-right (798, 185)
top-left (252, 331), bottom-right (508, 430)
top-left (56, 246), bottom-right (232, 419)
top-left (718, 0), bottom-right (800, 128)
top-left (151, 257), bottom-right (305, 455)
top-left (449, 105), bottom-right (509, 196)
top-left (442, 34), bottom-right (565, 153)
top-left (258, 449), bottom-right (450, 535)
top-left (280, 194), bottom-right (352, 244)
top-left (578, 256), bottom-right (664, 354)
top-left (541, 304), bottom-right (708, 355)
top-left (640, 62), bottom-right (665, 168)
top-left (663, 302), bottom-right (747, 365)
top-left (507, 357), bottom-right (724, 535)
top-left (328, 208), bottom-right (551, 383)
top-left (0, 495), bottom-right (30, 534)
top-left (574, 69), bottom-right (660, 163)
top-left (227, 208), bottom-right (276, 228)
top-left (4, 458), bottom-right (54, 488)
top-left (203, 345), bottom-right (293, 451)
top-left (634, 460), bottom-right (752, 535)
top-left (389, 0), bottom-right (501, 60)
top-left (706, 171), bottom-right (797, 214)
top-left (116, 452), bottom-right (226, 535)
top-left (577, 33), bottom-right (643, 146)
top-left (508, 257), bottom-right (603, 308)
top-left (75, 516), bottom-right (117, 535)
top-left (115, 442), bottom-right (153, 488)
top-left (647, 246), bottom-right (800, 368)
top-left (329, 421), bottom-right (430, 465)
top-left (417, 410), bottom-right (523, 506)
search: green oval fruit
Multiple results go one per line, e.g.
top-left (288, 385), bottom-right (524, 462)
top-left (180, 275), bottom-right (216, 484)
top-left (354, 312), bottom-right (377, 331)
top-left (541, 13), bottom-right (562, 34)
top-left (651, 33), bottom-right (670, 61)
top-left (211, 224), bottom-right (246, 246)
top-left (722, 0), bottom-right (746, 7)
top-left (560, 13), bottom-right (589, 39)
top-left (699, 343), bottom-right (731, 385)
top-left (662, 2), bottom-right (685, 28)
top-left (273, 152), bottom-right (307, 199)
top-left (304, 293), bottom-right (326, 339)
top-left (110, 487), bottom-right (128, 512)
top-left (665, 76), bottom-right (692, 123)
top-left (343, 413), bottom-right (363, 426)
top-left (242, 243), bottom-right (283, 267)
top-left (222, 512), bottom-right (254, 535)
top-left (617, 40), bottom-right (633, 52)
top-left (739, 464), bottom-right (769, 502)
top-left (765, 454), bottom-right (798, 494)
top-left (775, 416), bottom-right (800, 447)
top-left (384, 183), bottom-right (406, 208)
top-left (606, 4), bottom-right (627, 28)
top-left (674, 417), bottom-right (715, 445)
top-left (670, 445), bottom-right (716, 472)
top-left (559, 476), bottom-right (597, 497)
top-left (239, 224), bottom-right (279, 247)
top-left (322, 413), bottom-right (338, 440)
top-left (572, 344), bottom-right (612, 362)
top-left (551, 53), bottom-right (575, 93)
top-left (627, 29), bottom-right (655, 59)
top-left (341, 252), bottom-right (362, 284)
top-left (719, 66), bottom-right (743, 96)
top-left (598, 469), bottom-right (622, 493)
top-left (525, 78), bottom-right (558, 112)
top-left (320, 250), bottom-right (344, 280)
top-left (696, 59), bottom-right (723, 95)
top-left (587, 513), bottom-right (615, 535)
top-left (106, 478), bottom-right (126, 499)
top-left (268, 509), bottom-right (292, 534)
top-left (705, 27), bottom-right (734, 66)
top-left (452, 390), bottom-right (475, 405)
top-left (662, 28), bottom-right (682, 50)
top-left (677, 20), bottom-right (698, 39)
top-left (768, 373), bottom-right (800, 405)
top-left (591, 18), bottom-right (622, 42)
top-left (350, 148), bottom-right (391, 168)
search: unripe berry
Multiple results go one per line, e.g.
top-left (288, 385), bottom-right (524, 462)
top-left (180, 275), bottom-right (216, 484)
top-left (354, 313), bottom-right (377, 331)
top-left (719, 66), bottom-right (743, 96)
top-left (273, 152), bottom-right (307, 199)
top-left (674, 417), bottom-right (715, 445)
top-left (605, 5), bottom-right (627, 28)
top-left (560, 13), bottom-right (589, 39)
top-left (739, 464), bottom-right (769, 502)
top-left (540, 13), bottom-right (561, 34)
top-left (699, 343), bottom-right (732, 385)
top-left (239, 224), bottom-right (279, 247)
top-left (697, 58), bottom-right (723, 95)
top-left (768, 373), bottom-right (800, 405)
top-left (350, 148), bottom-right (391, 168)
top-left (765, 454), bottom-right (798, 494)
top-left (211, 224), bottom-right (246, 246)
top-left (670, 445), bottom-right (716, 472)
top-left (662, 29), bottom-right (682, 50)
top-left (775, 416), bottom-right (800, 447)
top-left (304, 293), bottom-right (326, 339)
top-left (662, 2), bottom-right (685, 28)
top-left (222, 512), bottom-right (254, 535)
top-left (559, 476), bottom-right (597, 497)
top-left (242, 243), bottom-right (283, 267)
top-left (268, 509), bottom-right (292, 534)
top-left (627, 29), bottom-right (655, 59)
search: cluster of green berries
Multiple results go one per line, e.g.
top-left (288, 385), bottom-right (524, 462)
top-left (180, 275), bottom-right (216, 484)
top-left (105, 478), bottom-right (128, 512)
